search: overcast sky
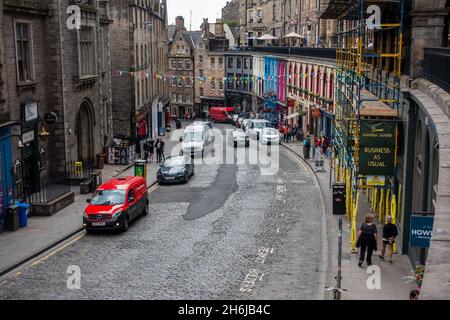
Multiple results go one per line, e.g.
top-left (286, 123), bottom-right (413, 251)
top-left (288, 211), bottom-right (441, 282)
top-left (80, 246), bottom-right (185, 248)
top-left (167, 0), bottom-right (229, 30)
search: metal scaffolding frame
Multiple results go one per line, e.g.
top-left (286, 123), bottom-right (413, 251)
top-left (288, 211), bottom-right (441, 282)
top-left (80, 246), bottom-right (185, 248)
top-left (324, 0), bottom-right (405, 252)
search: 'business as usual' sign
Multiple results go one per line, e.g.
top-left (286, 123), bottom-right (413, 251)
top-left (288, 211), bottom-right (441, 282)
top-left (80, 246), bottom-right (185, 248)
top-left (410, 215), bottom-right (434, 248)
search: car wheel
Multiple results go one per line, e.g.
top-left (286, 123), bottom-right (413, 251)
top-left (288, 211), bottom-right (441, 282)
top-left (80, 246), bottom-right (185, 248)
top-left (142, 201), bottom-right (149, 216)
top-left (122, 215), bottom-right (129, 232)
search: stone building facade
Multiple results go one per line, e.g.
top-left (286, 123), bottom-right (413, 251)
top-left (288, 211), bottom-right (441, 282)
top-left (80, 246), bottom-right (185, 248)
top-left (238, 0), bottom-right (338, 47)
top-left (1, 0), bottom-right (113, 179)
top-left (168, 17), bottom-right (197, 117)
top-left (193, 19), bottom-right (229, 112)
top-left (110, 0), bottom-right (168, 140)
top-left (0, 0), bottom-right (113, 226)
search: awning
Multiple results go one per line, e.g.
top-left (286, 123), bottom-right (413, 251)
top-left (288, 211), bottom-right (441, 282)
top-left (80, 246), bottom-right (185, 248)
top-left (257, 34), bottom-right (278, 40)
top-left (283, 32), bottom-right (304, 39)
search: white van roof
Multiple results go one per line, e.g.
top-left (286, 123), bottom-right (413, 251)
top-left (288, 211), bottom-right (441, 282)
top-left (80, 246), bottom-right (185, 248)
top-left (250, 119), bottom-right (269, 122)
top-left (185, 124), bottom-right (207, 132)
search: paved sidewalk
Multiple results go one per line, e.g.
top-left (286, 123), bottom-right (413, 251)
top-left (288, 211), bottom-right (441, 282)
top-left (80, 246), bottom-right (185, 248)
top-left (281, 141), bottom-right (416, 300)
top-left (0, 123), bottom-right (181, 275)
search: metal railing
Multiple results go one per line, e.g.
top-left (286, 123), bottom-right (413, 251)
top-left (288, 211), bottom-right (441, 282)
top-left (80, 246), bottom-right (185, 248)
top-left (424, 47), bottom-right (450, 93)
top-left (239, 46), bottom-right (337, 60)
top-left (14, 175), bottom-right (72, 204)
top-left (65, 160), bottom-right (95, 180)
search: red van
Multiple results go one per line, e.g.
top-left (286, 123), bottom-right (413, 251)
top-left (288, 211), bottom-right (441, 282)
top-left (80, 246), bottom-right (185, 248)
top-left (209, 107), bottom-right (235, 123)
top-left (83, 176), bottom-right (148, 232)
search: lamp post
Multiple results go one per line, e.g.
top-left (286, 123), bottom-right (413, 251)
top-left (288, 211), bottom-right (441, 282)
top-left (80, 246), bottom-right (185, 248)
top-left (306, 17), bottom-right (312, 47)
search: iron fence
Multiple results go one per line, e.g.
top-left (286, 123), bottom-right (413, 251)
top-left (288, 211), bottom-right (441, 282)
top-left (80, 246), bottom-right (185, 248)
top-left (14, 175), bottom-right (71, 204)
top-left (65, 160), bottom-right (95, 180)
top-left (424, 47), bottom-right (450, 93)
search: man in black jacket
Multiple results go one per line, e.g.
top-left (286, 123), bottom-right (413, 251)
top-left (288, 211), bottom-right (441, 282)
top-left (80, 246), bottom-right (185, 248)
top-left (379, 215), bottom-right (398, 264)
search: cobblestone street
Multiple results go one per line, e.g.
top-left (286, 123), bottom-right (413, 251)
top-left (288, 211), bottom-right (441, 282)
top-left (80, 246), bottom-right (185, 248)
top-left (0, 124), bottom-right (326, 299)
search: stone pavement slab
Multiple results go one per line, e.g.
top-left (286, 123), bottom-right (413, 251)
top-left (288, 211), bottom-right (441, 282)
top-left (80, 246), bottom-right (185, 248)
top-left (281, 141), bottom-right (416, 300)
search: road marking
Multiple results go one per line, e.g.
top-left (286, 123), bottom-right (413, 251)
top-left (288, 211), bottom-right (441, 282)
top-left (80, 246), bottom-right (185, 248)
top-left (33, 233), bottom-right (86, 266)
top-left (276, 227), bottom-right (280, 234)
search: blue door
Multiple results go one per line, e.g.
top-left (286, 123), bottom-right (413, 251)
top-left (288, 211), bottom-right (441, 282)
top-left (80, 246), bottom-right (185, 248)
top-left (0, 127), bottom-right (13, 230)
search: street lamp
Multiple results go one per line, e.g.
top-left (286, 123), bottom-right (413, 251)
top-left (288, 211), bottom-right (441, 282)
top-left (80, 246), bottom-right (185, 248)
top-left (306, 17), bottom-right (312, 47)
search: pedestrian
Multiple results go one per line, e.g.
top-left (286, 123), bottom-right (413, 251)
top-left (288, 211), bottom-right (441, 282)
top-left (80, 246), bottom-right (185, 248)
top-left (410, 289), bottom-right (420, 300)
top-left (148, 138), bottom-right (155, 162)
top-left (155, 138), bottom-right (165, 163)
top-left (379, 215), bottom-right (398, 264)
top-left (143, 140), bottom-right (149, 161)
top-left (356, 214), bottom-right (378, 267)
top-left (322, 135), bottom-right (329, 155)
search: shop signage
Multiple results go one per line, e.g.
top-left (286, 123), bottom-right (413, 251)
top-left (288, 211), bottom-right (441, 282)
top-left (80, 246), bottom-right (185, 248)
top-left (359, 120), bottom-right (396, 176)
top-left (410, 215), bottom-right (434, 248)
top-left (366, 175), bottom-right (386, 186)
top-left (24, 102), bottom-right (38, 122)
top-left (22, 130), bottom-right (35, 144)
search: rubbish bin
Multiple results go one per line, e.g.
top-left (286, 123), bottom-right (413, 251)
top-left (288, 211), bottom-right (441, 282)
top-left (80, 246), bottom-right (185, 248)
top-left (332, 183), bottom-right (346, 215)
top-left (5, 205), bottom-right (20, 231)
top-left (90, 171), bottom-right (102, 191)
top-left (80, 180), bottom-right (92, 194)
top-left (96, 153), bottom-right (105, 170)
top-left (134, 160), bottom-right (147, 181)
top-left (17, 202), bottom-right (30, 228)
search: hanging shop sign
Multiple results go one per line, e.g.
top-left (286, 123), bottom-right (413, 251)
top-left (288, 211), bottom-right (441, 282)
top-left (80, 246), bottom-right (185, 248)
top-left (366, 175), bottom-right (386, 186)
top-left (359, 120), bottom-right (396, 176)
top-left (24, 101), bottom-right (38, 122)
top-left (410, 215), bottom-right (434, 248)
top-left (22, 130), bottom-right (35, 144)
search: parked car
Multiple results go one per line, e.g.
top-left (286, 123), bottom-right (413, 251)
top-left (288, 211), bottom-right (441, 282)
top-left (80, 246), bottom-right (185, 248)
top-left (229, 128), bottom-right (250, 148)
top-left (260, 127), bottom-right (281, 145)
top-left (157, 155), bottom-right (194, 184)
top-left (209, 107), bottom-right (235, 123)
top-left (181, 123), bottom-right (215, 157)
top-left (83, 176), bottom-right (148, 232)
top-left (248, 119), bottom-right (270, 140)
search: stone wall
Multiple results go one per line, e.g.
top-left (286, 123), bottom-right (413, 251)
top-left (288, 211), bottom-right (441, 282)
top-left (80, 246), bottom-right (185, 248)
top-left (410, 78), bottom-right (450, 299)
top-left (222, 0), bottom-right (240, 24)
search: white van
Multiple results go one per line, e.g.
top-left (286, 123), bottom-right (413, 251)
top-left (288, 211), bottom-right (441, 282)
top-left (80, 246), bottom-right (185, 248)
top-left (248, 119), bottom-right (270, 140)
top-left (181, 123), bottom-right (215, 157)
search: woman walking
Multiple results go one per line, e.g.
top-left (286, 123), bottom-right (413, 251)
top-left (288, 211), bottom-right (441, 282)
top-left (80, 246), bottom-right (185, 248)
top-left (148, 138), bottom-right (155, 162)
top-left (356, 214), bottom-right (378, 267)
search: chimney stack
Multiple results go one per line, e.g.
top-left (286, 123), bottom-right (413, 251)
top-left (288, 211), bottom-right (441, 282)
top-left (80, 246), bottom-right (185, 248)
top-left (215, 18), bottom-right (225, 38)
top-left (175, 16), bottom-right (186, 30)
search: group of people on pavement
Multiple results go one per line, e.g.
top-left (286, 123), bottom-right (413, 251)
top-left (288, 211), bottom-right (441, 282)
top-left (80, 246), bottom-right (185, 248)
top-left (280, 124), bottom-right (303, 143)
top-left (142, 138), bottom-right (165, 163)
top-left (356, 213), bottom-right (399, 267)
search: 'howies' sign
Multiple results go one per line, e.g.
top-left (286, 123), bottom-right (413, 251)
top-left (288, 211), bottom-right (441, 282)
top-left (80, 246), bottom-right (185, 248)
top-left (410, 215), bottom-right (434, 248)
top-left (359, 120), bottom-right (396, 176)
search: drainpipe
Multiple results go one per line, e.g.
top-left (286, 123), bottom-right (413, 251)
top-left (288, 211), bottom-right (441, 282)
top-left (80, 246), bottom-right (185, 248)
top-left (57, 0), bottom-right (68, 168)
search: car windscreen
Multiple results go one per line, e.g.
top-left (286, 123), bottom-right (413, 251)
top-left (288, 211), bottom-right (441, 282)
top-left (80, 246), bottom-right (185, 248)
top-left (263, 128), bottom-right (278, 135)
top-left (163, 157), bottom-right (186, 167)
top-left (253, 122), bottom-right (268, 129)
top-left (184, 131), bottom-right (203, 141)
top-left (90, 190), bottom-right (126, 205)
